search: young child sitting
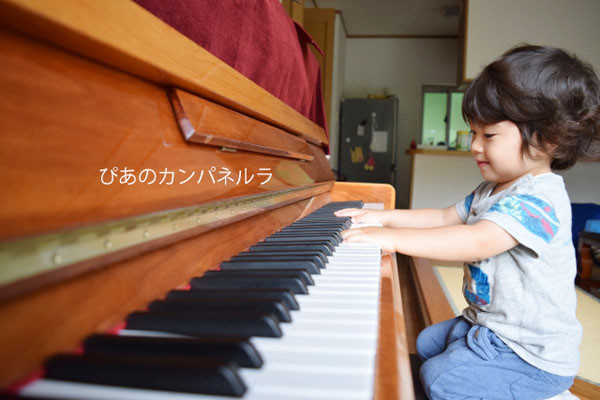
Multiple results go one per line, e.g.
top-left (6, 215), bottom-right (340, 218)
top-left (336, 44), bottom-right (600, 399)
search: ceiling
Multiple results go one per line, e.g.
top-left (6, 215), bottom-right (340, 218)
top-left (307, 0), bottom-right (462, 37)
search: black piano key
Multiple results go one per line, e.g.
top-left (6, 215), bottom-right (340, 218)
top-left (269, 230), bottom-right (341, 237)
top-left (220, 259), bottom-right (320, 275)
top-left (315, 200), bottom-right (364, 210)
top-left (331, 200), bottom-right (364, 208)
top-left (268, 232), bottom-right (342, 245)
top-left (189, 276), bottom-right (308, 294)
top-left (83, 334), bottom-right (263, 368)
top-left (290, 218), bottom-right (348, 225)
top-left (263, 236), bottom-right (337, 248)
top-left (148, 298), bottom-right (292, 323)
top-left (298, 214), bottom-right (349, 219)
top-left (249, 242), bottom-right (333, 256)
top-left (296, 214), bottom-right (349, 218)
top-left (202, 269), bottom-right (314, 286)
top-left (271, 227), bottom-right (342, 235)
top-left (236, 250), bottom-right (327, 269)
top-left (279, 226), bottom-right (343, 234)
top-left (45, 353), bottom-right (246, 397)
top-left (126, 309), bottom-right (282, 337)
top-left (227, 254), bottom-right (325, 270)
top-left (285, 218), bottom-right (342, 223)
top-left (166, 289), bottom-right (299, 311)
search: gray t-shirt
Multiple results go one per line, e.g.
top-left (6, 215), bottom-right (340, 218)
top-left (455, 173), bottom-right (582, 376)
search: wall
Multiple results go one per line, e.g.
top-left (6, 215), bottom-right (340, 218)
top-left (410, 154), bottom-right (600, 209)
top-left (342, 38), bottom-right (458, 208)
top-left (327, 13), bottom-right (346, 171)
top-left (464, 0), bottom-right (600, 80)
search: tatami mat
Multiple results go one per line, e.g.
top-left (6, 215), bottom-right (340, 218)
top-left (434, 265), bottom-right (600, 386)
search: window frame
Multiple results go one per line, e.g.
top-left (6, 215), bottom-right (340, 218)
top-left (420, 85), bottom-right (467, 148)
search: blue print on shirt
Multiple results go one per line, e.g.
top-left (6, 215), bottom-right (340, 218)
top-left (464, 192), bottom-right (475, 214)
top-left (489, 194), bottom-right (559, 243)
top-left (464, 264), bottom-right (490, 305)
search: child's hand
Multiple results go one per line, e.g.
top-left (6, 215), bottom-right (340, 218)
top-left (342, 227), bottom-right (397, 254)
top-left (334, 208), bottom-right (385, 224)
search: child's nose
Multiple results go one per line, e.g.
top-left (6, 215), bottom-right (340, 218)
top-left (470, 134), bottom-right (483, 154)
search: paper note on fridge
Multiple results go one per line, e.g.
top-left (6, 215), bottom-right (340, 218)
top-left (356, 124), bottom-right (365, 137)
top-left (370, 130), bottom-right (388, 153)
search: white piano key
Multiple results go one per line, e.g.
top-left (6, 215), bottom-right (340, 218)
top-left (254, 332), bottom-right (377, 349)
top-left (312, 270), bottom-right (379, 277)
top-left (280, 319), bottom-right (378, 333)
top-left (252, 341), bottom-right (375, 357)
top-left (117, 329), bottom-right (188, 338)
top-left (294, 297), bottom-right (378, 307)
top-left (295, 313), bottom-right (377, 325)
top-left (309, 282), bottom-right (379, 290)
top-left (299, 290), bottom-right (378, 298)
top-left (291, 306), bottom-right (378, 316)
top-left (314, 275), bottom-right (379, 286)
top-left (240, 364), bottom-right (373, 393)
top-left (20, 380), bottom-right (221, 400)
top-left (21, 378), bottom-right (374, 400)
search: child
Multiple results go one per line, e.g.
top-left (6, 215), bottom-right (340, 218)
top-left (336, 45), bottom-right (600, 399)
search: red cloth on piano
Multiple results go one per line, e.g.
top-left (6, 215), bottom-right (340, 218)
top-left (133, 0), bottom-right (328, 138)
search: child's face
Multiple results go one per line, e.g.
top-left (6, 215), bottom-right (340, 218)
top-left (470, 120), bottom-right (552, 191)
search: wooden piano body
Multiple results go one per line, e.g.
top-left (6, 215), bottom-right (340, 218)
top-left (0, 1), bottom-right (414, 398)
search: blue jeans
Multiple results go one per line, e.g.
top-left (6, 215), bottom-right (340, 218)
top-left (416, 317), bottom-right (574, 400)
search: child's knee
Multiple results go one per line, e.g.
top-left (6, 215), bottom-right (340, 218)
top-left (415, 330), bottom-right (429, 360)
top-left (416, 325), bottom-right (441, 361)
top-left (420, 358), bottom-right (466, 400)
top-left (416, 318), bottom-right (461, 360)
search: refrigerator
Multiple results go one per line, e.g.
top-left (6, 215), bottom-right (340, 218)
top-left (338, 97), bottom-right (397, 184)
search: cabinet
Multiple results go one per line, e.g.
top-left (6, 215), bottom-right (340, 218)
top-left (303, 8), bottom-right (336, 125)
top-left (281, 0), bottom-right (304, 26)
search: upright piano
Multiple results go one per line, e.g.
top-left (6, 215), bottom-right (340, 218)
top-left (0, 1), bottom-right (414, 398)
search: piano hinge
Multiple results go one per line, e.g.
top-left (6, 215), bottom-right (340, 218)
top-left (0, 183), bottom-right (332, 299)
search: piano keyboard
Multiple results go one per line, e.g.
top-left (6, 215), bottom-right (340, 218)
top-left (17, 202), bottom-right (383, 400)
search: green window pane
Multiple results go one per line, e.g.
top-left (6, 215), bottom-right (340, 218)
top-left (449, 92), bottom-right (470, 148)
top-left (421, 92), bottom-right (447, 146)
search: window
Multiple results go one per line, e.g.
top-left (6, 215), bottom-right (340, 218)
top-left (421, 86), bottom-right (470, 148)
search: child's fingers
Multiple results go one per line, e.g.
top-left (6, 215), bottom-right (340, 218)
top-left (334, 208), bottom-right (364, 217)
top-left (342, 229), bottom-right (365, 242)
top-left (341, 228), bottom-right (361, 239)
top-left (342, 228), bottom-right (379, 245)
top-left (342, 227), bottom-right (373, 240)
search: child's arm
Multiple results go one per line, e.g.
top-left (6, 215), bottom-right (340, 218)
top-left (342, 220), bottom-right (518, 261)
top-left (335, 205), bottom-right (462, 228)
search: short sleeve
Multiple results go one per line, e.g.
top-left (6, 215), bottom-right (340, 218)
top-left (481, 194), bottom-right (560, 256)
top-left (456, 191), bottom-right (475, 223)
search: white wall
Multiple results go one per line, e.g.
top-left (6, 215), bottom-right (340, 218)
top-left (342, 38), bottom-right (458, 208)
top-left (411, 154), bottom-right (600, 209)
top-left (465, 0), bottom-right (600, 80)
top-left (328, 13), bottom-right (346, 172)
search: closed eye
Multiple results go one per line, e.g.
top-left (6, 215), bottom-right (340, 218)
top-left (484, 134), bottom-right (496, 139)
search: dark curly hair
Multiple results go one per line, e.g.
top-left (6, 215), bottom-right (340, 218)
top-left (462, 44), bottom-right (600, 170)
